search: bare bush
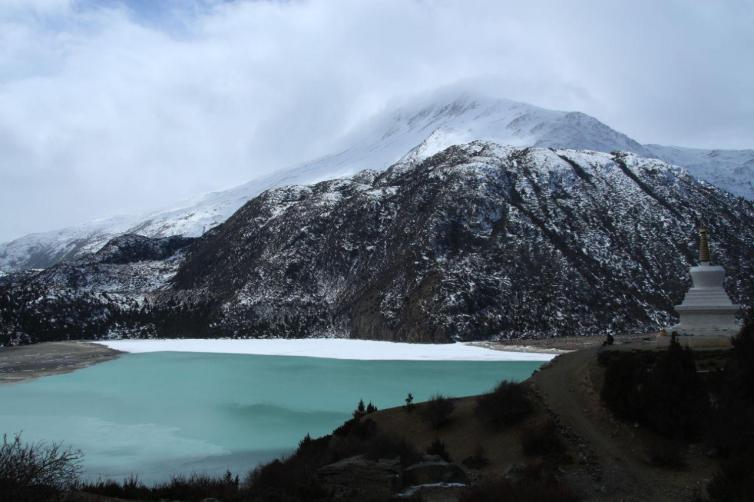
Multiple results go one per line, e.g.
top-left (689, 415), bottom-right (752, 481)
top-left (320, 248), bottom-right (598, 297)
top-left (421, 395), bottom-right (455, 430)
top-left (0, 433), bottom-right (82, 502)
top-left (476, 380), bottom-right (533, 427)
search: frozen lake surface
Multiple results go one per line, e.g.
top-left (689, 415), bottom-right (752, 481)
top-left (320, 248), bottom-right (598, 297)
top-left (0, 343), bottom-right (548, 483)
top-left (99, 338), bottom-right (556, 361)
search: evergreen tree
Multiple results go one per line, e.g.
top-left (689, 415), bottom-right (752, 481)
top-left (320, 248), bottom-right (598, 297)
top-left (352, 399), bottom-right (366, 420)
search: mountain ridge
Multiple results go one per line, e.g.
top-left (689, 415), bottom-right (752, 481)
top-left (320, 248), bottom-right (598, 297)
top-left (2, 92), bottom-right (752, 273)
top-left (2, 142), bottom-right (752, 345)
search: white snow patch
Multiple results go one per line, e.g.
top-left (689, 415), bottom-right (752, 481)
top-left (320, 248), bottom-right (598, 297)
top-left (98, 338), bottom-right (555, 361)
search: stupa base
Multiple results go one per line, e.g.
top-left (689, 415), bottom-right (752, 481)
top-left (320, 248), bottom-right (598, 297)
top-left (656, 329), bottom-right (738, 349)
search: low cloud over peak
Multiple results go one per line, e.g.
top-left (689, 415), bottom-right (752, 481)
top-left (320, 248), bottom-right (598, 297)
top-left (1, 0), bottom-right (753, 242)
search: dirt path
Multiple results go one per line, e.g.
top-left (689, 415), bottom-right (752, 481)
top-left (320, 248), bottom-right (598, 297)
top-left (531, 347), bottom-right (714, 501)
top-left (0, 341), bottom-right (120, 384)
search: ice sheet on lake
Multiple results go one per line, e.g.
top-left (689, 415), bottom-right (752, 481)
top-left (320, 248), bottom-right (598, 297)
top-left (98, 338), bottom-right (555, 361)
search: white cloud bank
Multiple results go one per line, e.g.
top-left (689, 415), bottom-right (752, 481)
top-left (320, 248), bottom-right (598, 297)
top-left (1, 0), bottom-right (753, 241)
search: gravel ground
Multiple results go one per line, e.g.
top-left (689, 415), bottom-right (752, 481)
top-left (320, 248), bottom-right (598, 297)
top-left (0, 341), bottom-right (121, 384)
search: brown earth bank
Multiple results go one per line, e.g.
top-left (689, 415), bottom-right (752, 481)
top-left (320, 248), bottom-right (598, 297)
top-left (0, 341), bottom-right (120, 384)
top-left (483, 331), bottom-right (657, 351)
top-left (356, 343), bottom-right (721, 502)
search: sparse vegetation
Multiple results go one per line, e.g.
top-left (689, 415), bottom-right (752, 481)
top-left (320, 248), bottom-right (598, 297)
top-left (81, 472), bottom-right (242, 501)
top-left (599, 336), bottom-right (709, 439)
top-left (521, 419), bottom-right (565, 457)
top-left (0, 433), bottom-right (82, 502)
top-left (353, 399), bottom-right (378, 420)
top-left (426, 438), bottom-right (451, 462)
top-left (475, 380), bottom-right (533, 427)
top-left (462, 445), bottom-right (489, 469)
top-left (706, 312), bottom-right (754, 501)
top-left (707, 451), bottom-right (754, 502)
top-left (421, 394), bottom-right (455, 429)
top-left (646, 440), bottom-right (688, 469)
top-left (459, 464), bottom-right (579, 502)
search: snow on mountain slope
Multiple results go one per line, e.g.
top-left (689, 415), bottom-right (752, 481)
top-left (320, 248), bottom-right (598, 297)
top-left (1, 90), bottom-right (751, 273)
top-left (3, 143), bottom-right (753, 345)
top-left (0, 216), bottom-right (139, 272)
top-left (645, 144), bottom-right (754, 200)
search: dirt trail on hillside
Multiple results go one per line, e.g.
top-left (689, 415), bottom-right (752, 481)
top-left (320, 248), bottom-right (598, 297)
top-left (0, 341), bottom-right (120, 383)
top-left (531, 347), bottom-right (714, 502)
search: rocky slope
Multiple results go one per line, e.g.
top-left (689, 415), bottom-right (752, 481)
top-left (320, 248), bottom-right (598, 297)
top-left (2, 143), bottom-right (753, 345)
top-left (3, 91), bottom-right (752, 273)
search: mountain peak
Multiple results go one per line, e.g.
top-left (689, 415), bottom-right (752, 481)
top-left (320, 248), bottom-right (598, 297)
top-left (2, 90), bottom-right (753, 273)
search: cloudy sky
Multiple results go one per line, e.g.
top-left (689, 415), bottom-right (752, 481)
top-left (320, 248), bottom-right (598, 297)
top-left (1, 0), bottom-right (753, 242)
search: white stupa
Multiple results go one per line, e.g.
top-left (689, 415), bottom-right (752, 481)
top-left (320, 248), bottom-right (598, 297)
top-left (659, 227), bottom-right (741, 347)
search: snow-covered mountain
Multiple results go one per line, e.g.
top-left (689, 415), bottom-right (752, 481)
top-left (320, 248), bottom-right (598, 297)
top-left (1, 91), bottom-right (752, 272)
top-left (3, 143), bottom-right (753, 345)
top-left (645, 144), bottom-right (754, 200)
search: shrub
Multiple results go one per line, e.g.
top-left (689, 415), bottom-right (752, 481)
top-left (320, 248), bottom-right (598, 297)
top-left (426, 438), bottom-right (451, 462)
top-left (730, 311), bottom-right (754, 404)
top-left (476, 380), bottom-right (533, 427)
top-left (707, 451), bottom-right (754, 502)
top-left (248, 458), bottom-right (327, 501)
top-left (644, 338), bottom-right (710, 439)
top-left (0, 433), bottom-right (82, 502)
top-left (521, 419), bottom-right (565, 457)
top-left (81, 472), bottom-right (243, 501)
top-left (363, 434), bottom-right (421, 466)
top-left (421, 395), bottom-right (455, 430)
top-left (599, 339), bottom-right (709, 440)
top-left (705, 313), bottom-right (754, 501)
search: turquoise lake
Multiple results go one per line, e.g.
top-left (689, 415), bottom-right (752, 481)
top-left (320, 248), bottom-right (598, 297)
top-left (0, 352), bottom-right (543, 483)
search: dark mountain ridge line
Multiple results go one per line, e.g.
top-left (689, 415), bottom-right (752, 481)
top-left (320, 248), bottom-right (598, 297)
top-left (1, 142), bottom-right (753, 346)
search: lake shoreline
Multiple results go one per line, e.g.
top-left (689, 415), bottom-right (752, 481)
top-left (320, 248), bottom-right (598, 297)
top-left (0, 341), bottom-right (121, 384)
top-left (0, 336), bottom-right (573, 384)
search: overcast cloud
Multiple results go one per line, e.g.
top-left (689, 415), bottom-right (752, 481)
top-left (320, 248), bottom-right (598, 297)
top-left (1, 0), bottom-right (753, 242)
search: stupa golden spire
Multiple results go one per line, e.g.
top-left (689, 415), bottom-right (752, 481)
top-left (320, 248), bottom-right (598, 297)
top-left (699, 226), bottom-right (710, 263)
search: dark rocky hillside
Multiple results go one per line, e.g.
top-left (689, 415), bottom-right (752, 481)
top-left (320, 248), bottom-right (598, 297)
top-left (2, 142), bottom-right (753, 345)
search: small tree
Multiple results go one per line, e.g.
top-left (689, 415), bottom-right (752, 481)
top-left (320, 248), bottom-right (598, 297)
top-left (365, 402), bottom-right (378, 414)
top-left (353, 399), bottom-right (366, 420)
top-left (405, 392), bottom-right (414, 411)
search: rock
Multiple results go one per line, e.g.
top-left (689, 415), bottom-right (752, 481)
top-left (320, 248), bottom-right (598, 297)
top-left (317, 455), bottom-right (401, 500)
top-left (502, 463), bottom-right (528, 482)
top-left (403, 459), bottom-right (466, 486)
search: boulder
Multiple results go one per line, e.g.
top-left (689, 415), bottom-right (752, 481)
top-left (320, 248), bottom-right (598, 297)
top-left (317, 455), bottom-right (401, 500)
top-left (403, 458), bottom-right (466, 486)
